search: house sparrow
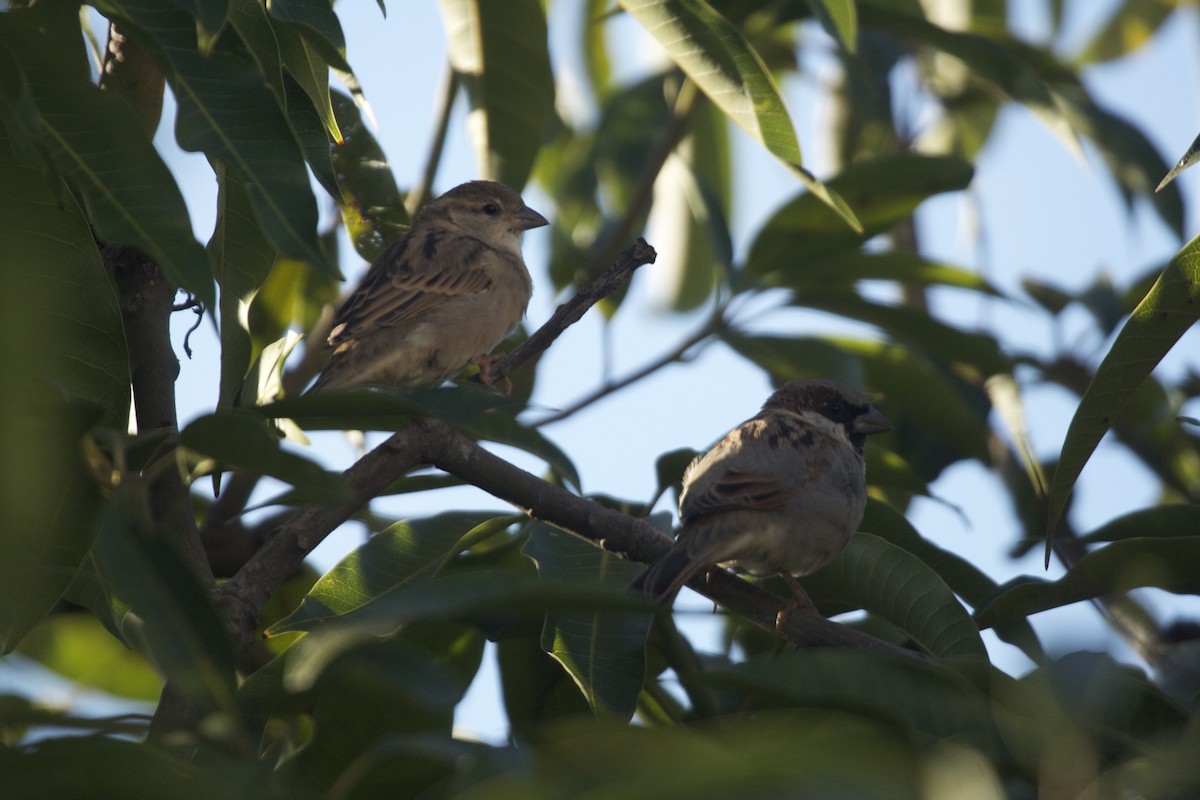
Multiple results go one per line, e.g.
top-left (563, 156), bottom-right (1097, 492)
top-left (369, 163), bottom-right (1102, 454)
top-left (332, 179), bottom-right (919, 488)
top-left (633, 379), bottom-right (892, 610)
top-left (309, 180), bottom-right (548, 391)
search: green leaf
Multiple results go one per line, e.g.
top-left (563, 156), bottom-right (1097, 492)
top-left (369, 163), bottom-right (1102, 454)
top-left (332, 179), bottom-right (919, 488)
top-left (269, 511), bottom-right (519, 634)
top-left (0, 8), bottom-right (215, 309)
top-left (744, 154), bottom-right (974, 282)
top-left (1077, 0), bottom-right (1177, 64)
top-left (94, 0), bottom-right (334, 277)
top-left (90, 484), bottom-right (239, 717)
top-left (617, 0), bottom-right (861, 230)
top-left (702, 650), bottom-right (1001, 750)
top-left (1077, 505), bottom-right (1200, 544)
top-left (804, 0), bottom-right (857, 52)
top-left (860, 2), bottom-right (1081, 157)
top-left (782, 250), bottom-right (1003, 296)
top-left (168, 0), bottom-right (229, 52)
top-left (803, 533), bottom-right (988, 659)
top-left (281, 73), bottom-right (340, 200)
top-left (210, 165), bottom-right (276, 410)
top-left (438, 0), bottom-right (552, 188)
top-left (17, 613), bottom-right (162, 701)
top-left (1045, 236), bottom-right (1200, 555)
top-left (267, 0), bottom-right (349, 70)
top-left (1157, 129), bottom-right (1200, 192)
top-left (861, 500), bottom-right (1044, 661)
top-left (180, 409), bottom-right (348, 504)
top-left (330, 89), bottom-right (409, 261)
top-left (265, 383), bottom-right (521, 429)
top-left (654, 100), bottom-right (734, 312)
top-left (524, 523), bottom-right (650, 719)
top-left (273, 11), bottom-right (342, 145)
top-left (789, 290), bottom-right (1009, 377)
top-left (976, 537), bottom-right (1200, 630)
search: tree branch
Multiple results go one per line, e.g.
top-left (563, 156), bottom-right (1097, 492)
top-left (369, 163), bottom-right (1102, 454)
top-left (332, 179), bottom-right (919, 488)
top-left (480, 238), bottom-right (658, 387)
top-left (218, 418), bottom-right (923, 667)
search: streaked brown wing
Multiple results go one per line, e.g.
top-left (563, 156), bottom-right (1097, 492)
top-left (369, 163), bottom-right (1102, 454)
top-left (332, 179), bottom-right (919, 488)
top-left (681, 465), bottom-right (792, 519)
top-left (329, 229), bottom-right (494, 348)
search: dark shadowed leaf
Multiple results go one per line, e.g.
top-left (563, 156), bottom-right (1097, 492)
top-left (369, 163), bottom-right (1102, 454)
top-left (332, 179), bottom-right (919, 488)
top-left (976, 537), bottom-right (1200, 629)
top-left (181, 410), bottom-right (347, 504)
top-left (438, 0), bottom-right (552, 189)
top-left (1078, 505), bottom-right (1200, 544)
top-left (269, 512), bottom-right (520, 633)
top-left (524, 523), bottom-right (649, 719)
top-left (617, 0), bottom-right (860, 230)
top-left (90, 484), bottom-right (239, 717)
top-left (265, 383), bottom-right (521, 430)
top-left (209, 166), bottom-right (276, 410)
top-left (861, 500), bottom-right (1044, 661)
top-left (1046, 235), bottom-right (1200, 554)
top-left (805, 0), bottom-right (857, 52)
top-left (93, 0), bottom-right (334, 276)
top-left (331, 90), bottom-right (410, 261)
top-left (701, 650), bottom-right (1001, 750)
top-left (0, 7), bottom-right (214, 309)
top-left (744, 154), bottom-right (973, 282)
top-left (804, 533), bottom-right (988, 659)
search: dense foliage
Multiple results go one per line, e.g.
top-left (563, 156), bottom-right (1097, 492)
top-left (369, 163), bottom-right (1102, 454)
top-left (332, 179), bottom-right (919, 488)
top-left (2, 0), bottom-right (1199, 797)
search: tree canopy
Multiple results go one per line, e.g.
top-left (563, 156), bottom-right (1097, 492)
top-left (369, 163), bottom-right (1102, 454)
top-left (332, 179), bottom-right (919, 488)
top-left (2, 0), bottom-right (1200, 797)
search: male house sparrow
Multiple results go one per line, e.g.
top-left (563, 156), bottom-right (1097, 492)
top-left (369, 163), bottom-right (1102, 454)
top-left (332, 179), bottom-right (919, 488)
top-left (310, 180), bottom-right (548, 391)
top-left (633, 379), bottom-right (891, 607)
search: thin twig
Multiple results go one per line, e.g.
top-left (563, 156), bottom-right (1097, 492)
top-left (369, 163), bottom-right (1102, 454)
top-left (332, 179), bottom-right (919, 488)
top-left (532, 320), bottom-right (713, 428)
top-left (480, 238), bottom-right (658, 386)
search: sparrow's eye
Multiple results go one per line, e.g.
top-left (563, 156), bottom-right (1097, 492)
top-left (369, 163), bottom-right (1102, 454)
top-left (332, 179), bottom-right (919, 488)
top-left (482, 202), bottom-right (501, 216)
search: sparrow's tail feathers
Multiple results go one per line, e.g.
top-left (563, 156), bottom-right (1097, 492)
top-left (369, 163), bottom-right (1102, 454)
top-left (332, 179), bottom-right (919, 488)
top-left (630, 546), bottom-right (705, 603)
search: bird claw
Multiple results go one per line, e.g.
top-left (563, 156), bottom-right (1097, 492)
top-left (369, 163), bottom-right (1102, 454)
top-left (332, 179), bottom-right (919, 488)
top-left (474, 355), bottom-right (513, 394)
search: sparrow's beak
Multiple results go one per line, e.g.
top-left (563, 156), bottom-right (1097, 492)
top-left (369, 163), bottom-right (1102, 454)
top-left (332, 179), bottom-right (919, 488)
top-left (513, 205), bottom-right (550, 231)
top-left (853, 405), bottom-right (892, 436)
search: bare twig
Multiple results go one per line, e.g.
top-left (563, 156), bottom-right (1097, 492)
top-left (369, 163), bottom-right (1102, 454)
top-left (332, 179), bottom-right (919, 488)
top-left (480, 238), bottom-right (658, 387)
top-left (532, 318), bottom-right (712, 428)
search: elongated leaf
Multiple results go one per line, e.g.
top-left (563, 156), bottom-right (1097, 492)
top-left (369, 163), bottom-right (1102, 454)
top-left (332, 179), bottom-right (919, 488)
top-left (330, 89), bottom-right (409, 261)
top-left (90, 484), bottom-right (239, 716)
top-left (94, 0), bottom-right (334, 276)
top-left (524, 523), bottom-right (649, 719)
top-left (0, 115), bottom-right (126, 651)
top-left (744, 154), bottom-right (974, 282)
top-left (180, 410), bottom-right (348, 504)
top-left (269, 511), bottom-right (519, 634)
top-left (790, 289), bottom-right (1009, 377)
top-left (0, 8), bottom-right (214, 309)
top-left (274, 13), bottom-right (342, 145)
top-left (803, 533), bottom-right (988, 659)
top-left (702, 650), bottom-right (1001, 750)
top-left (438, 0), bottom-right (552, 188)
top-left (265, 383), bottom-right (520, 429)
top-left (860, 500), bottom-right (1044, 661)
top-left (1078, 505), bottom-right (1200, 544)
top-left (17, 613), bottom-right (162, 701)
top-left (166, 0), bottom-right (229, 52)
top-left (1045, 235), bottom-right (1200, 555)
top-left (976, 537), bottom-right (1200, 629)
top-left (860, 2), bottom-right (1081, 157)
top-left (805, 0), bottom-right (857, 52)
top-left (268, 0), bottom-right (348, 70)
top-left (784, 250), bottom-right (1003, 296)
top-left (1157, 130), bottom-right (1200, 192)
top-left (210, 166), bottom-right (276, 409)
top-left (618, 0), bottom-right (860, 230)
top-left (1078, 0), bottom-right (1177, 64)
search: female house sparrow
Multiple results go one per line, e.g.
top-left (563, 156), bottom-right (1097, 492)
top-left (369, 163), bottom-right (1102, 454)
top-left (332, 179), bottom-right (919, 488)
top-left (310, 180), bottom-right (548, 391)
top-left (633, 379), bottom-right (892, 607)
